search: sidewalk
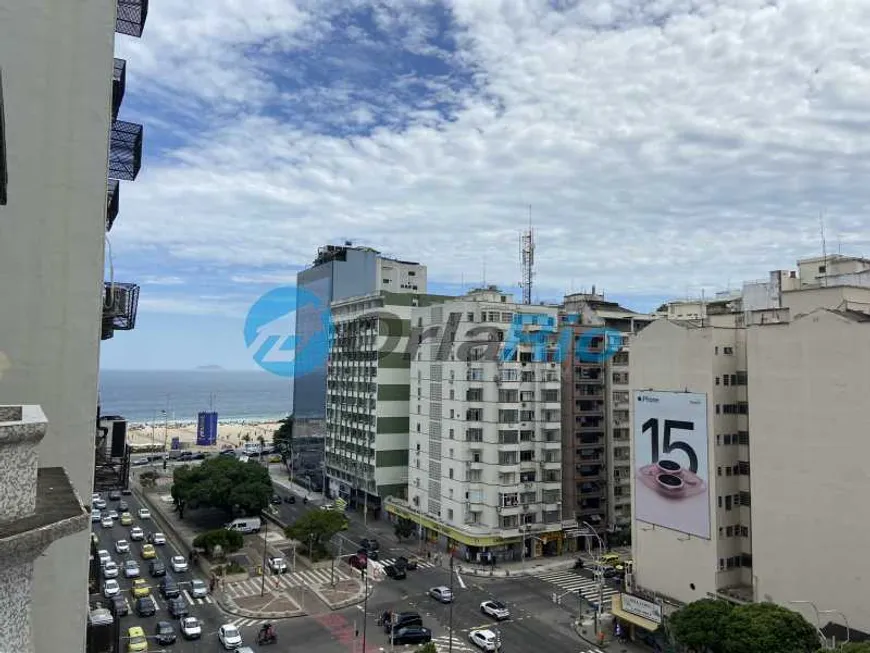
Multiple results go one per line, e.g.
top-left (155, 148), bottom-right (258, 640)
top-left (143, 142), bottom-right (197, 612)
top-left (573, 618), bottom-right (653, 653)
top-left (134, 475), bottom-right (369, 618)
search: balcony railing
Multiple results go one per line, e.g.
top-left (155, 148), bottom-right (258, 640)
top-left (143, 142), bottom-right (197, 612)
top-left (116, 0), bottom-right (149, 38)
top-left (101, 282), bottom-right (140, 340)
top-left (112, 59), bottom-right (126, 119)
top-left (109, 120), bottom-right (143, 181)
top-left (106, 179), bottom-right (119, 231)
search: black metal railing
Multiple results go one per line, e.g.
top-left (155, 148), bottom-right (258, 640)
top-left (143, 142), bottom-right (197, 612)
top-left (116, 0), bottom-right (149, 38)
top-left (101, 282), bottom-right (140, 340)
top-left (108, 120), bottom-right (143, 181)
top-left (106, 180), bottom-right (119, 231)
top-left (112, 59), bottom-right (126, 119)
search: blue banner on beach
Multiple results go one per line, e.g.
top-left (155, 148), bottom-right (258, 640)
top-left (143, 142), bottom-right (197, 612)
top-left (197, 411), bottom-right (218, 446)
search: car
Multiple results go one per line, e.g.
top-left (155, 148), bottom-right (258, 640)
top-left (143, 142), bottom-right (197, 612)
top-left (469, 629), bottom-right (500, 652)
top-left (108, 509), bottom-right (119, 520)
top-left (102, 561), bottom-right (119, 579)
top-left (120, 512), bottom-right (133, 526)
top-left (118, 500), bottom-right (129, 511)
top-left (122, 488), bottom-right (133, 495)
top-left (384, 564), bottom-right (406, 580)
top-left (429, 586), bottom-right (454, 603)
top-left (141, 544), bottom-right (157, 560)
top-left (131, 579), bottom-right (151, 598)
top-left (283, 495), bottom-right (296, 504)
top-left (168, 596), bottom-right (189, 619)
top-left (384, 612), bottom-right (423, 634)
top-left (149, 560), bottom-right (166, 577)
top-left (108, 490), bottom-right (122, 501)
top-left (115, 540), bottom-right (130, 554)
top-left (138, 508), bottom-right (151, 519)
top-left (218, 624), bottom-right (243, 649)
top-left (110, 595), bottom-right (129, 617)
top-left (123, 560), bottom-right (141, 578)
top-left (101, 516), bottom-right (114, 528)
top-left (391, 626), bottom-right (432, 645)
top-left (91, 510), bottom-right (102, 523)
top-left (190, 578), bottom-right (209, 599)
top-left (170, 555), bottom-right (188, 573)
top-left (159, 575), bottom-right (181, 599)
top-left (180, 616), bottom-right (202, 640)
top-left (395, 556), bottom-right (418, 571)
top-left (480, 600), bottom-right (510, 620)
top-left (97, 549), bottom-right (112, 565)
top-left (150, 532), bottom-right (166, 545)
top-left (134, 596), bottom-right (156, 617)
top-left (103, 579), bottom-right (121, 598)
top-left (268, 556), bottom-right (288, 574)
top-left (93, 497), bottom-right (107, 510)
top-left (270, 495), bottom-right (282, 505)
top-left (127, 626), bottom-right (148, 652)
top-left (130, 526), bottom-right (145, 541)
top-left (347, 553), bottom-right (367, 570)
top-left (360, 538), bottom-right (379, 552)
top-left (155, 620), bottom-right (177, 645)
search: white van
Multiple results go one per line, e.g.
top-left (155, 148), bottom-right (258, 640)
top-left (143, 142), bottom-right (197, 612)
top-left (225, 517), bottom-right (262, 534)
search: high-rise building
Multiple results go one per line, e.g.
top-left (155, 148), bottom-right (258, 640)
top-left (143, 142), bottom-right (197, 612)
top-left (0, 0), bottom-right (148, 649)
top-left (628, 255), bottom-right (870, 641)
top-left (558, 292), bottom-right (654, 546)
top-left (388, 288), bottom-right (565, 564)
top-left (293, 244), bottom-right (427, 424)
top-left (324, 291), bottom-right (452, 519)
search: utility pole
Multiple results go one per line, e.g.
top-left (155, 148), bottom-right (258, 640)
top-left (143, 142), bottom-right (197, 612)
top-left (331, 537), bottom-right (342, 587)
top-left (260, 514), bottom-right (268, 596)
top-left (361, 569), bottom-right (369, 653)
top-left (448, 553), bottom-right (455, 653)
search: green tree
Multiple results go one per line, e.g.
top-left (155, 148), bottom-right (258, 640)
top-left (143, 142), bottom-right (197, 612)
top-left (668, 598), bottom-right (734, 653)
top-left (273, 416), bottom-right (294, 460)
top-left (394, 518), bottom-right (416, 540)
top-left (192, 528), bottom-right (244, 556)
top-left (722, 603), bottom-right (820, 653)
top-left (830, 644), bottom-right (870, 653)
top-left (284, 510), bottom-right (346, 557)
top-left (416, 643), bottom-right (437, 653)
top-left (172, 455), bottom-right (273, 517)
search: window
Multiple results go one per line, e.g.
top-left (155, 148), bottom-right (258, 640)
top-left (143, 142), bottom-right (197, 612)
top-left (724, 434), bottom-right (732, 445)
top-left (449, 468), bottom-right (454, 479)
top-left (716, 404), bottom-right (720, 415)
top-left (725, 495), bottom-right (733, 510)
top-left (498, 409), bottom-right (519, 423)
top-left (449, 389), bottom-right (454, 400)
top-left (723, 375), bottom-right (730, 386)
top-left (715, 376), bottom-right (720, 386)
top-left (449, 428), bottom-right (454, 439)
top-left (447, 508), bottom-right (454, 520)
top-left (725, 467), bottom-right (732, 477)
top-left (466, 428), bottom-right (483, 442)
top-left (726, 526), bottom-right (733, 537)
top-left (467, 388), bottom-right (483, 401)
top-left (723, 347), bottom-right (734, 355)
top-left (717, 466), bottom-right (722, 476)
top-left (466, 408), bottom-right (482, 421)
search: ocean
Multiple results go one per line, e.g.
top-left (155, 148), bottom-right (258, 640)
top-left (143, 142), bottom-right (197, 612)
top-left (98, 370), bottom-right (293, 423)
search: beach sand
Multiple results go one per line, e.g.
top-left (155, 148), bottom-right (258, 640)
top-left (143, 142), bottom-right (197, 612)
top-left (126, 420), bottom-right (283, 450)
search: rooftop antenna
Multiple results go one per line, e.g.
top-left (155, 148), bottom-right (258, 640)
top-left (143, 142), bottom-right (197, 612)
top-left (820, 211), bottom-right (828, 287)
top-left (520, 205), bottom-right (535, 304)
top-left (482, 257), bottom-right (487, 287)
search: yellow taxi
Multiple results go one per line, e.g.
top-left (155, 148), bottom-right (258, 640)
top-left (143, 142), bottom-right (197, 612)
top-left (600, 553), bottom-right (621, 567)
top-left (141, 543), bottom-right (157, 560)
top-left (120, 512), bottom-right (133, 526)
top-left (131, 579), bottom-right (151, 598)
top-left (127, 626), bottom-right (148, 652)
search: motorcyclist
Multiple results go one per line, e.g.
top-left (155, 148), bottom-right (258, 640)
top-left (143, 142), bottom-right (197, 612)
top-left (259, 623), bottom-right (275, 641)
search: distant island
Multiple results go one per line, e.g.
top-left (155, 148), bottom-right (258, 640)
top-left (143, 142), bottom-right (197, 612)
top-left (196, 365), bottom-right (224, 371)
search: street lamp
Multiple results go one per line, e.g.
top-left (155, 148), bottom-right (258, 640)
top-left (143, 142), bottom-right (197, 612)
top-left (789, 601), bottom-right (828, 649)
top-left (819, 609), bottom-right (850, 644)
top-left (260, 512), bottom-right (269, 596)
top-left (581, 521), bottom-right (605, 637)
top-left (448, 553), bottom-right (456, 653)
top-left (360, 568), bottom-right (369, 653)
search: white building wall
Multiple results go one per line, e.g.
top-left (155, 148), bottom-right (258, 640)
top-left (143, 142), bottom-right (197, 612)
top-left (377, 258), bottom-right (427, 294)
top-left (0, 1), bottom-right (117, 650)
top-left (747, 309), bottom-right (870, 631)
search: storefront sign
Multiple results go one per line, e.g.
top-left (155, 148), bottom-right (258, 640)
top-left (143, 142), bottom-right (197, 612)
top-left (622, 594), bottom-right (662, 624)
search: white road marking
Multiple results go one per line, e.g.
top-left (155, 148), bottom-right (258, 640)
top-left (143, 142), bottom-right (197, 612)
top-left (455, 569), bottom-right (466, 589)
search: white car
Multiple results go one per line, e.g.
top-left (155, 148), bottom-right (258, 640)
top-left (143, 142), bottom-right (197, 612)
top-left (91, 510), bottom-right (102, 523)
top-left (115, 540), bottom-right (130, 554)
top-left (102, 579), bottom-right (120, 598)
top-left (130, 526), bottom-right (145, 541)
top-left (97, 549), bottom-right (112, 565)
top-left (108, 510), bottom-right (119, 520)
top-left (181, 616), bottom-right (202, 640)
top-left (218, 624), bottom-right (243, 649)
top-left (102, 561), bottom-right (119, 579)
top-left (480, 600), bottom-right (510, 620)
top-left (170, 555), bottom-right (188, 573)
top-left (190, 579), bottom-right (209, 598)
top-left (93, 497), bottom-right (107, 510)
top-left (151, 532), bottom-right (166, 545)
top-left (469, 629), bottom-right (500, 652)
top-left (138, 508), bottom-right (151, 519)
top-left (101, 516), bottom-right (113, 528)
top-left (123, 559), bottom-right (140, 578)
top-left (429, 586), bottom-right (454, 603)
top-left (268, 557), bottom-right (288, 574)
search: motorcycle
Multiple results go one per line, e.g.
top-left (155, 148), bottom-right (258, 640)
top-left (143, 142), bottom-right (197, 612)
top-left (257, 626), bottom-right (277, 645)
top-left (573, 558), bottom-right (585, 570)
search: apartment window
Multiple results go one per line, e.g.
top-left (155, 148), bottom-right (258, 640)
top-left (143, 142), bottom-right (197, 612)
top-left (718, 496), bottom-right (723, 508)
top-left (449, 389), bottom-right (455, 400)
top-left (468, 469), bottom-right (482, 482)
top-left (466, 428), bottom-right (483, 442)
top-left (467, 312), bottom-right (474, 321)
top-left (715, 346), bottom-right (719, 355)
top-left (541, 389), bottom-right (559, 402)
top-left (716, 404), bottom-right (720, 415)
top-left (416, 423), bottom-right (421, 432)
top-left (520, 430), bottom-right (534, 442)
top-left (724, 434), bottom-right (732, 445)
top-left (499, 430), bottom-right (519, 444)
top-left (449, 409), bottom-right (455, 419)
top-left (716, 434), bottom-right (721, 446)
top-left (449, 468), bottom-right (454, 479)
top-left (521, 371), bottom-right (535, 382)
top-left (726, 526), bottom-right (733, 537)
top-left (715, 376), bottom-right (720, 386)
top-left (500, 492), bottom-right (519, 507)
top-left (498, 409), bottom-right (519, 423)
top-left (468, 368), bottom-right (484, 381)
top-left (726, 467), bottom-right (732, 477)
top-left (449, 448), bottom-right (454, 458)
top-left (447, 509), bottom-right (453, 520)
top-left (725, 495), bottom-right (733, 510)
top-left (466, 408), bottom-right (482, 421)
top-left (467, 388), bottom-right (483, 401)
top-left (723, 375), bottom-right (730, 386)
top-left (448, 428), bottom-right (454, 439)
top-left (717, 466), bottom-right (722, 477)
top-left (738, 431), bottom-right (749, 445)
top-left (741, 526), bottom-right (749, 537)
top-left (520, 410), bottom-right (535, 421)
top-left (718, 558), bottom-right (725, 570)
top-left (519, 471), bottom-right (536, 482)
top-left (736, 371), bottom-right (748, 386)
top-left (498, 389), bottom-right (519, 402)
top-left (498, 451), bottom-right (518, 465)
top-left (519, 450), bottom-right (535, 462)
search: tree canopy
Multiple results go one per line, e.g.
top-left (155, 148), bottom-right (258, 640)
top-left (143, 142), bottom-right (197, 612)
top-left (668, 598), bottom-right (734, 653)
top-left (827, 644), bottom-right (870, 653)
top-left (284, 509), bottom-right (346, 556)
top-left (273, 416), bottom-right (294, 459)
top-left (394, 518), bottom-right (416, 540)
top-left (416, 643), bottom-right (437, 653)
top-left (171, 456), bottom-right (273, 516)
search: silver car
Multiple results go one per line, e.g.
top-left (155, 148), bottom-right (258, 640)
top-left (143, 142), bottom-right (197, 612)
top-left (123, 559), bottom-right (140, 578)
top-left (190, 579), bottom-right (209, 599)
top-left (429, 586), bottom-right (454, 603)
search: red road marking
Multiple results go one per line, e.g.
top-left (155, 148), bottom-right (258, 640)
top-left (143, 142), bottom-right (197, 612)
top-left (314, 613), bottom-right (381, 653)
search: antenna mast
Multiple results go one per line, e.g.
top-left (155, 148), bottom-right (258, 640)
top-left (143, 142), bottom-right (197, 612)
top-left (820, 212), bottom-right (828, 287)
top-left (520, 205), bottom-right (535, 304)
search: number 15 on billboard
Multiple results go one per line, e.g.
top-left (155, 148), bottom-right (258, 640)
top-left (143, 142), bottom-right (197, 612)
top-left (633, 391), bottom-right (711, 539)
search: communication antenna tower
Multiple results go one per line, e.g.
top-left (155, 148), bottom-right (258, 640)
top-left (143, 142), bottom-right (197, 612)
top-left (520, 206), bottom-right (535, 305)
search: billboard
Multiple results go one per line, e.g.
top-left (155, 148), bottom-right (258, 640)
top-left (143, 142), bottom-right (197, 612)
top-left (634, 391), bottom-right (710, 539)
top-left (196, 411), bottom-right (218, 446)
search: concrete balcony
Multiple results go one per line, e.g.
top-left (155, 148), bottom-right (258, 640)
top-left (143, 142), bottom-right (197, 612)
top-left (0, 406), bottom-right (89, 653)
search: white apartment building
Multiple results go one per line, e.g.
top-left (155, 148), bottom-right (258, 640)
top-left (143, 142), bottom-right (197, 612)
top-left (325, 291), bottom-right (451, 518)
top-left (0, 1), bottom-right (146, 649)
top-left (388, 288), bottom-right (564, 563)
top-left (629, 255), bottom-right (870, 640)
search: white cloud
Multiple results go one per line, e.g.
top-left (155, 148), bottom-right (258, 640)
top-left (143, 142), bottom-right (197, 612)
top-left (136, 296), bottom-right (250, 317)
top-left (140, 275), bottom-right (185, 286)
top-left (230, 273), bottom-right (302, 285)
top-left (113, 0), bottom-right (870, 314)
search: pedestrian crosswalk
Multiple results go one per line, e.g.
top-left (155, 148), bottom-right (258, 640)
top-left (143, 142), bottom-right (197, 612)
top-left (123, 590), bottom-right (214, 615)
top-left (377, 557), bottom-right (436, 570)
top-left (579, 648), bottom-right (605, 653)
top-left (222, 567), bottom-right (352, 599)
top-left (182, 589), bottom-right (214, 605)
top-left (533, 570), bottom-right (618, 611)
top-left (231, 617), bottom-right (271, 629)
top-left (428, 634), bottom-right (477, 653)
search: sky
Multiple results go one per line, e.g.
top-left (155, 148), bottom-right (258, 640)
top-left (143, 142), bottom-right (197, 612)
top-left (102, 0), bottom-right (870, 370)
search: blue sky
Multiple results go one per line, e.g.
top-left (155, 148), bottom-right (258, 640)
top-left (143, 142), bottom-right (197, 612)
top-left (103, 0), bottom-right (870, 370)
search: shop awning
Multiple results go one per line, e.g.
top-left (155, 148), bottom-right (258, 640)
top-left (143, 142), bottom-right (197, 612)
top-left (611, 594), bottom-right (660, 632)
